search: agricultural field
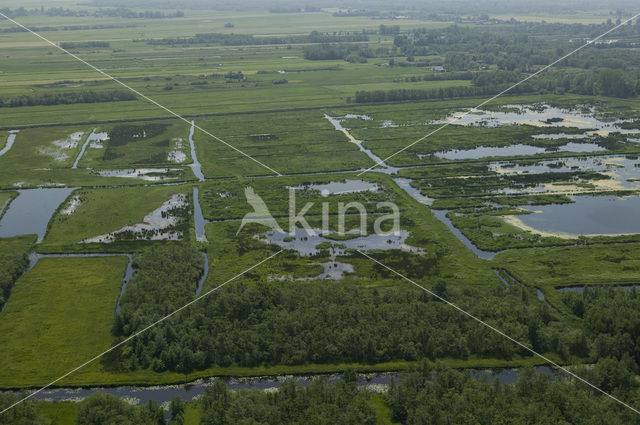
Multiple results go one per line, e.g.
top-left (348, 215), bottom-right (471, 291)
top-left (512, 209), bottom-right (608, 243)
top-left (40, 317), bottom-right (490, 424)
top-left (1, 0), bottom-right (640, 423)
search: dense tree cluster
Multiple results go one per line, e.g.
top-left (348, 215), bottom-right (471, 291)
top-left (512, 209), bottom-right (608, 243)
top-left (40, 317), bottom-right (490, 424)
top-left (394, 22), bottom-right (640, 70)
top-left (112, 246), bottom-right (579, 374)
top-left (354, 85), bottom-right (497, 103)
top-left (198, 378), bottom-right (375, 425)
top-left (0, 24), bottom-right (134, 34)
top-left (0, 393), bottom-right (47, 425)
top-left (114, 245), bottom-right (204, 341)
top-left (563, 287), bottom-right (640, 365)
top-left (59, 41), bottom-right (110, 49)
top-left (0, 90), bottom-right (136, 108)
top-left (76, 393), bottom-right (164, 425)
top-left (385, 363), bottom-right (640, 424)
top-left (0, 7), bottom-right (183, 19)
top-left (355, 67), bottom-right (640, 103)
top-left (303, 44), bottom-right (375, 62)
top-left (145, 31), bottom-right (368, 46)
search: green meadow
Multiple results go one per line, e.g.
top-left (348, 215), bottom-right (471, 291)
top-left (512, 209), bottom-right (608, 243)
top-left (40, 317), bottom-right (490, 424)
top-left (0, 256), bottom-right (127, 387)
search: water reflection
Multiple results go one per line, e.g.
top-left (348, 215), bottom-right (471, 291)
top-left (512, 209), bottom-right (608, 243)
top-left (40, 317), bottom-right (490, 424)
top-left (0, 188), bottom-right (75, 242)
top-left (261, 228), bottom-right (422, 257)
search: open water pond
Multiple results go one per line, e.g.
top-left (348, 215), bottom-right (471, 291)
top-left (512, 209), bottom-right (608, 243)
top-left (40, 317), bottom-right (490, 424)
top-left (514, 195), bottom-right (640, 237)
top-left (429, 142), bottom-right (606, 160)
top-left (0, 188), bottom-right (74, 242)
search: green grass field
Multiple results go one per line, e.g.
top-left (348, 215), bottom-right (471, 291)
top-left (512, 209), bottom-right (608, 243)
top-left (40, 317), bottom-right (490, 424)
top-left (0, 256), bottom-right (128, 387)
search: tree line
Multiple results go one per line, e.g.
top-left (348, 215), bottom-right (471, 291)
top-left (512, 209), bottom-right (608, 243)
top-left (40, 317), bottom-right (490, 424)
top-left (303, 44), bottom-right (375, 62)
top-left (354, 67), bottom-right (639, 103)
top-left (0, 7), bottom-right (184, 19)
top-left (59, 41), bottom-right (110, 49)
top-left (0, 90), bottom-right (137, 108)
top-left (144, 31), bottom-right (369, 46)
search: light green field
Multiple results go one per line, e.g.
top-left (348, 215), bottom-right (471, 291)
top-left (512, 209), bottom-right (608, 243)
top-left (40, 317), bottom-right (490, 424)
top-left (325, 79), bottom-right (472, 95)
top-left (41, 185), bottom-right (191, 252)
top-left (195, 110), bottom-right (373, 177)
top-left (0, 256), bottom-right (128, 387)
top-left (497, 243), bottom-right (640, 288)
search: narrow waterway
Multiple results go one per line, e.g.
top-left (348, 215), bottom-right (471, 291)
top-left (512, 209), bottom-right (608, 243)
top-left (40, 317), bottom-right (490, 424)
top-left (430, 210), bottom-right (497, 260)
top-left (0, 130), bottom-right (19, 157)
top-left (189, 121), bottom-right (205, 182)
top-left (193, 187), bottom-right (208, 242)
top-left (323, 114), bottom-right (399, 174)
top-left (72, 129), bottom-right (108, 169)
top-left (27, 366), bottom-right (555, 405)
top-left (195, 252), bottom-right (209, 295)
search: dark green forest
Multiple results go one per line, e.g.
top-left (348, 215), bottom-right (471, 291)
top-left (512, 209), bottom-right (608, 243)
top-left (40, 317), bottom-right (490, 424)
top-left (109, 246), bottom-right (639, 376)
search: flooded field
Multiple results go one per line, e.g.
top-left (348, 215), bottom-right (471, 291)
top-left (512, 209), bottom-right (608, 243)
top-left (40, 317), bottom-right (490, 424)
top-left (435, 104), bottom-right (640, 136)
top-left (82, 193), bottom-right (187, 243)
top-left (290, 179), bottom-right (379, 196)
top-left (97, 168), bottom-right (182, 181)
top-left (429, 142), bottom-right (606, 160)
top-left (39, 131), bottom-right (84, 163)
top-left (0, 188), bottom-right (74, 242)
top-left (490, 155), bottom-right (640, 192)
top-left (421, 104), bottom-right (640, 160)
top-left (261, 228), bottom-right (423, 257)
top-left (73, 129), bottom-right (108, 168)
top-left (270, 261), bottom-right (355, 281)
